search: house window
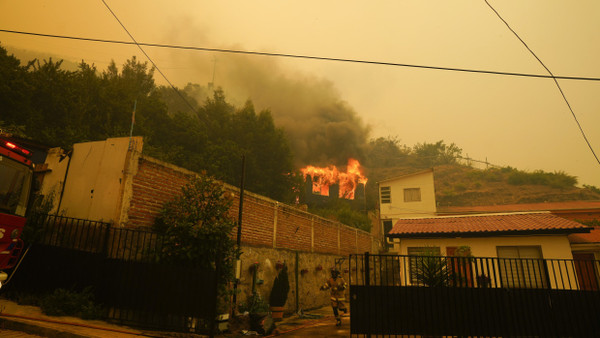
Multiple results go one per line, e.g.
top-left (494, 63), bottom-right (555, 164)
top-left (380, 186), bottom-right (391, 204)
top-left (403, 188), bottom-right (421, 202)
top-left (408, 247), bottom-right (442, 286)
top-left (497, 246), bottom-right (548, 289)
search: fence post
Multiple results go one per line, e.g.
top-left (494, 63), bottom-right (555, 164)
top-left (101, 223), bottom-right (111, 258)
top-left (295, 251), bottom-right (300, 313)
top-left (364, 252), bottom-right (371, 338)
top-left (209, 259), bottom-right (220, 338)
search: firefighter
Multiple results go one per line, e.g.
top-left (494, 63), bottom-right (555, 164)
top-left (320, 268), bottom-right (348, 326)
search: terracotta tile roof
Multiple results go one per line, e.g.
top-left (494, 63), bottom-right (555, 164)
top-left (388, 212), bottom-right (591, 238)
top-left (569, 226), bottom-right (600, 244)
top-left (438, 201), bottom-right (600, 214)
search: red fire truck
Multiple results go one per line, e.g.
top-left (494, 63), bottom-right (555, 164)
top-left (0, 136), bottom-right (34, 287)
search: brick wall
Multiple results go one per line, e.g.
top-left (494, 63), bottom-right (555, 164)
top-left (127, 157), bottom-right (195, 227)
top-left (127, 156), bottom-right (375, 255)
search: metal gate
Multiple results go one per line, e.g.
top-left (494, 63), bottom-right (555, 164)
top-left (349, 252), bottom-right (600, 337)
top-left (6, 213), bottom-right (220, 335)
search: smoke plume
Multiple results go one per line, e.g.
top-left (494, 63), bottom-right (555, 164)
top-left (167, 26), bottom-right (371, 167)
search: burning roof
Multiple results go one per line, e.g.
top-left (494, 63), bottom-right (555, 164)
top-left (300, 158), bottom-right (367, 200)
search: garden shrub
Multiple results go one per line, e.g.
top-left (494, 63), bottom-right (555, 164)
top-left (40, 287), bottom-right (103, 319)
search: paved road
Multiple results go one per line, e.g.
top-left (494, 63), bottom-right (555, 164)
top-left (0, 329), bottom-right (44, 337)
top-left (266, 313), bottom-right (350, 337)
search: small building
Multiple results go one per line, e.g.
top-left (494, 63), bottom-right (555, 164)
top-left (377, 168), bottom-right (436, 247)
top-left (386, 212), bottom-right (595, 289)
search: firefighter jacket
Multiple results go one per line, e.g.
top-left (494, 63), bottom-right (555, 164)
top-left (321, 276), bottom-right (347, 301)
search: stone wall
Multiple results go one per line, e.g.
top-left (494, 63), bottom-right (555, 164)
top-left (238, 245), bottom-right (351, 313)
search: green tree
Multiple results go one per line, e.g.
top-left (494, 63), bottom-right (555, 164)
top-left (0, 46), bottom-right (32, 129)
top-left (365, 136), bottom-right (411, 168)
top-left (412, 140), bottom-right (462, 167)
top-left (1, 44), bottom-right (296, 203)
top-left (153, 174), bottom-right (238, 281)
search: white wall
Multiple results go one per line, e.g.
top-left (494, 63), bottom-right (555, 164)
top-left (41, 137), bottom-right (142, 223)
top-left (378, 170), bottom-right (437, 244)
top-left (379, 170), bottom-right (436, 220)
top-left (393, 235), bottom-right (574, 259)
top-left (390, 234), bottom-right (578, 289)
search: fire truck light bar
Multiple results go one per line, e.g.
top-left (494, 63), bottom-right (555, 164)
top-left (2, 140), bottom-right (31, 156)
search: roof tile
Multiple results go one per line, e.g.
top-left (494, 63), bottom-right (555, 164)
top-left (389, 212), bottom-right (590, 237)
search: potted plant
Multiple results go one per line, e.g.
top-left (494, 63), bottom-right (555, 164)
top-left (239, 292), bottom-right (271, 333)
top-left (268, 264), bottom-right (289, 322)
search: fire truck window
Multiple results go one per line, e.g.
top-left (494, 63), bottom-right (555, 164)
top-left (0, 156), bottom-right (31, 216)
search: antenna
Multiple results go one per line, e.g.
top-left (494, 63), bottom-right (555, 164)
top-left (208, 56), bottom-right (217, 90)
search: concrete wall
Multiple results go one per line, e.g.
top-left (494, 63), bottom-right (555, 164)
top-left (238, 245), bottom-right (348, 313)
top-left (41, 137), bottom-right (143, 222)
top-left (39, 147), bottom-right (70, 210)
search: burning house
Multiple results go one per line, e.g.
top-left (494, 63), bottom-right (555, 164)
top-left (300, 158), bottom-right (367, 209)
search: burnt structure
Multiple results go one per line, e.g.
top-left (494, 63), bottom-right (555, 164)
top-left (303, 176), bottom-right (366, 210)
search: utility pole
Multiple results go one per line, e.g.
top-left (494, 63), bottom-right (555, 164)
top-left (231, 155), bottom-right (246, 314)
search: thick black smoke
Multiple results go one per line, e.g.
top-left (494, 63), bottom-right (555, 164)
top-left (167, 29), bottom-right (371, 167)
top-left (221, 54), bottom-right (371, 167)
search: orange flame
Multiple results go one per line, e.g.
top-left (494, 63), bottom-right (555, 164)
top-left (300, 158), bottom-right (368, 200)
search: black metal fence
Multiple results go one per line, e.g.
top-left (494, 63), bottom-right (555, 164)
top-left (5, 213), bottom-right (219, 334)
top-left (349, 252), bottom-right (600, 337)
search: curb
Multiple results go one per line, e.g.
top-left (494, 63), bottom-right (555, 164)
top-left (0, 317), bottom-right (88, 338)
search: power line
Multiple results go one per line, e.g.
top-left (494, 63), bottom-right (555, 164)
top-left (2, 28), bottom-right (600, 82)
top-left (99, 0), bottom-right (197, 115)
top-left (484, 0), bottom-right (600, 166)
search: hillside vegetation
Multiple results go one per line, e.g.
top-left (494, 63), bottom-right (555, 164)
top-left (363, 137), bottom-right (600, 208)
top-left (433, 165), bottom-right (600, 206)
top-left (2, 45), bottom-right (598, 224)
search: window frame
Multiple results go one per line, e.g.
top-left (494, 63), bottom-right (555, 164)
top-left (380, 186), bottom-right (391, 204)
top-left (497, 246), bottom-right (549, 289)
top-left (403, 187), bottom-right (421, 202)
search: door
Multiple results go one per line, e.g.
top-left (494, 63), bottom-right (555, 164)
top-left (573, 253), bottom-right (599, 291)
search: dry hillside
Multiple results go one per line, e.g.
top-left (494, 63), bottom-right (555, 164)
top-left (367, 165), bottom-right (600, 208)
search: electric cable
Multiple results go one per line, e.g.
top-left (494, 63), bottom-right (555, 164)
top-left (484, 0), bottom-right (600, 166)
top-left (2, 28), bottom-right (600, 82)
top-left (99, 0), bottom-right (197, 115)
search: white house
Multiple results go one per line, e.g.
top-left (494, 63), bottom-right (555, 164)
top-left (378, 168), bottom-right (437, 246)
top-left (386, 211), bottom-right (595, 289)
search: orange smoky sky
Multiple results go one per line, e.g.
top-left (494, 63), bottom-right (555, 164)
top-left (0, 0), bottom-right (599, 186)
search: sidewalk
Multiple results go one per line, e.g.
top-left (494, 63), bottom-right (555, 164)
top-left (0, 299), bottom-right (350, 337)
top-left (221, 306), bottom-right (350, 338)
top-left (264, 308), bottom-right (350, 338)
top-left (0, 299), bottom-right (151, 338)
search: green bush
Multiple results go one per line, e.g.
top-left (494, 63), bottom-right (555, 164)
top-left (40, 287), bottom-right (103, 319)
top-left (507, 170), bottom-right (577, 189)
top-left (584, 184), bottom-right (600, 194)
top-left (310, 200), bottom-right (371, 232)
top-left (154, 175), bottom-right (239, 314)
